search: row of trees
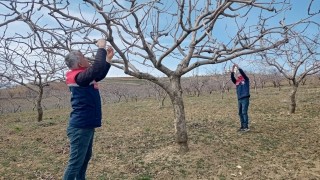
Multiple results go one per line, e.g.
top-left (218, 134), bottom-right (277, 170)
top-left (0, 0), bottom-right (319, 152)
top-left (1, 71), bottom-right (319, 114)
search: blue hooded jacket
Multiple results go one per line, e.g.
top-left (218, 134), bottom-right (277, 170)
top-left (65, 48), bottom-right (111, 128)
top-left (231, 68), bottom-right (250, 100)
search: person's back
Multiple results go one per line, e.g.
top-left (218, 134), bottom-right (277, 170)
top-left (65, 50), bottom-right (108, 128)
top-left (63, 39), bottom-right (114, 179)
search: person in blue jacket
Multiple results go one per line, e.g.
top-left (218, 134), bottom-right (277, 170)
top-left (231, 64), bottom-right (250, 132)
top-left (63, 39), bottom-right (114, 179)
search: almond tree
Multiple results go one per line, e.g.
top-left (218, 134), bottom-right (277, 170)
top-left (268, 69), bottom-right (283, 90)
top-left (187, 72), bottom-right (209, 97)
top-left (261, 30), bottom-right (320, 114)
top-left (0, 40), bottom-right (65, 121)
top-left (1, 0), bottom-right (314, 151)
top-left (147, 80), bottom-right (168, 108)
top-left (208, 68), bottom-right (232, 99)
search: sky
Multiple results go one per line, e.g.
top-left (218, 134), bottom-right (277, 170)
top-left (0, 0), bottom-right (319, 78)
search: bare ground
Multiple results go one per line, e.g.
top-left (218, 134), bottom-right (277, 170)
top-left (0, 86), bottom-right (319, 179)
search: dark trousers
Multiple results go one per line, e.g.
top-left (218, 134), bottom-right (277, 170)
top-left (63, 126), bottom-right (95, 180)
top-left (238, 97), bottom-right (250, 129)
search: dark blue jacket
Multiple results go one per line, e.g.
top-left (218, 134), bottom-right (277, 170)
top-left (231, 68), bottom-right (250, 100)
top-left (66, 48), bottom-right (111, 128)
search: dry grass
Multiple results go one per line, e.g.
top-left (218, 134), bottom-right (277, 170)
top-left (0, 85), bottom-right (319, 179)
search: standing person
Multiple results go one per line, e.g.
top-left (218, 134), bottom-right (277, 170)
top-left (63, 39), bottom-right (114, 179)
top-left (231, 64), bottom-right (250, 132)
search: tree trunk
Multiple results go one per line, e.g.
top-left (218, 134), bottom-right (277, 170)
top-left (289, 85), bottom-right (298, 114)
top-left (277, 82), bottom-right (281, 91)
top-left (272, 81), bottom-right (276, 87)
top-left (220, 89), bottom-right (225, 99)
top-left (36, 87), bottom-right (44, 122)
top-left (254, 83), bottom-right (257, 93)
top-left (196, 90), bottom-right (200, 97)
top-left (168, 77), bottom-right (189, 153)
top-left (159, 96), bottom-right (166, 108)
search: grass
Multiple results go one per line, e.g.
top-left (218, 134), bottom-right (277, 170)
top-left (0, 86), bottom-right (320, 179)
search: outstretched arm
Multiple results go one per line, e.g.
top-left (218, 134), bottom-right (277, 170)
top-left (233, 64), bottom-right (249, 80)
top-left (75, 39), bottom-right (109, 86)
top-left (239, 68), bottom-right (249, 80)
top-left (231, 64), bottom-right (236, 84)
top-left (95, 46), bottom-right (114, 81)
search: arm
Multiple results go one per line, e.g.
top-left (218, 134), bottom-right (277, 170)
top-left (230, 64), bottom-right (236, 84)
top-left (95, 45), bottom-right (114, 81)
top-left (239, 68), bottom-right (249, 80)
top-left (75, 48), bottom-right (108, 86)
top-left (231, 72), bottom-right (236, 84)
top-left (75, 39), bottom-right (110, 86)
top-left (94, 62), bottom-right (111, 82)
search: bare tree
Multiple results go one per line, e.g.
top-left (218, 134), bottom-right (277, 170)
top-left (255, 70), bottom-right (269, 89)
top-left (267, 69), bottom-right (283, 91)
top-left (249, 72), bottom-right (259, 93)
top-left (108, 86), bottom-right (129, 103)
top-left (208, 69), bottom-right (231, 99)
top-left (0, 40), bottom-right (65, 121)
top-left (188, 71), bottom-right (209, 97)
top-left (261, 30), bottom-right (320, 114)
top-left (147, 80), bottom-right (168, 108)
top-left (247, 65), bottom-right (266, 92)
top-left (2, 1), bottom-right (314, 151)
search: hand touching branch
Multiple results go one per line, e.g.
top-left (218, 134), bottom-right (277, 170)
top-left (106, 46), bottom-right (114, 63)
top-left (95, 39), bottom-right (114, 63)
top-left (232, 64), bottom-right (239, 72)
top-left (96, 39), bottom-right (106, 48)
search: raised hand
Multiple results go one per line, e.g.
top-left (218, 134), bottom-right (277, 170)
top-left (96, 39), bottom-right (106, 49)
top-left (106, 46), bottom-right (114, 63)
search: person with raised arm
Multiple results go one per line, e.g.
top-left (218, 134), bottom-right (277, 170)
top-left (231, 64), bottom-right (251, 132)
top-left (63, 39), bottom-right (114, 179)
